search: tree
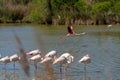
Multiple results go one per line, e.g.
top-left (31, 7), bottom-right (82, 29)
top-left (91, 1), bottom-right (112, 24)
top-left (111, 0), bottom-right (120, 23)
top-left (51, 0), bottom-right (79, 24)
top-left (74, 0), bottom-right (91, 19)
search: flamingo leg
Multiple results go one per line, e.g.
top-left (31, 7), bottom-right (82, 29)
top-left (84, 64), bottom-right (86, 80)
top-left (64, 64), bottom-right (68, 74)
top-left (36, 62), bottom-right (37, 70)
top-left (60, 64), bottom-right (62, 73)
top-left (14, 62), bottom-right (16, 73)
top-left (34, 62), bottom-right (37, 70)
top-left (60, 64), bottom-right (62, 80)
top-left (4, 63), bottom-right (6, 74)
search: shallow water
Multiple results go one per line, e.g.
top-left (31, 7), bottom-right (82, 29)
top-left (0, 24), bottom-right (120, 80)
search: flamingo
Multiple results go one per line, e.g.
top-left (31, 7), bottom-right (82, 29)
top-left (78, 54), bottom-right (91, 80)
top-left (107, 24), bottom-right (112, 28)
top-left (0, 56), bottom-right (10, 73)
top-left (40, 57), bottom-right (52, 63)
top-left (61, 25), bottom-right (86, 39)
top-left (26, 49), bottom-right (41, 70)
top-left (44, 50), bottom-right (57, 58)
top-left (53, 53), bottom-right (74, 74)
top-left (40, 50), bottom-right (57, 64)
top-left (28, 54), bottom-right (43, 70)
top-left (26, 49), bottom-right (41, 56)
top-left (10, 54), bottom-right (21, 71)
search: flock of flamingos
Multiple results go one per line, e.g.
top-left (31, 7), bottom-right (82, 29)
top-left (0, 49), bottom-right (91, 78)
top-left (1, 24), bottom-right (113, 79)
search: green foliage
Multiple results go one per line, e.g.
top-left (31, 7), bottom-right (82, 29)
top-left (112, 1), bottom-right (120, 13)
top-left (74, 0), bottom-right (91, 19)
top-left (51, 0), bottom-right (79, 23)
top-left (92, 1), bottom-right (111, 13)
top-left (24, 0), bottom-right (50, 23)
top-left (0, 0), bottom-right (28, 22)
top-left (74, 0), bottom-right (88, 11)
top-left (0, 0), bottom-right (120, 24)
top-left (23, 6), bottom-right (41, 22)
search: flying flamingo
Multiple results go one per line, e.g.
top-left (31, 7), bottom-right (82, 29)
top-left (10, 54), bottom-right (21, 71)
top-left (28, 54), bottom-right (43, 70)
top-left (61, 25), bottom-right (86, 39)
top-left (40, 50), bottom-right (57, 63)
top-left (78, 54), bottom-right (91, 80)
top-left (0, 56), bottom-right (10, 73)
top-left (53, 53), bottom-right (74, 74)
top-left (26, 49), bottom-right (41, 56)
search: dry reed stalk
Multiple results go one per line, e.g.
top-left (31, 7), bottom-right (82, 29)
top-left (13, 29), bottom-right (30, 77)
top-left (34, 27), bottom-right (56, 80)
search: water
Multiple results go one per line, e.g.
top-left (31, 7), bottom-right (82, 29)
top-left (0, 24), bottom-right (120, 80)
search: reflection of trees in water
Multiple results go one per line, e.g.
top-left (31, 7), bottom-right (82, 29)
top-left (0, 72), bottom-right (20, 80)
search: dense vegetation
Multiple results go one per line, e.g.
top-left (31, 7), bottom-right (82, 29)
top-left (0, 0), bottom-right (120, 25)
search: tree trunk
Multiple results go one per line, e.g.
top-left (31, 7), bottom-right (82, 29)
top-left (46, 0), bottom-right (53, 24)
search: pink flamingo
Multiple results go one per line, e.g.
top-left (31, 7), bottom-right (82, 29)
top-left (53, 53), bottom-right (74, 74)
top-left (40, 50), bottom-right (57, 63)
top-left (26, 49), bottom-right (41, 70)
top-left (28, 54), bottom-right (43, 70)
top-left (10, 54), bottom-right (20, 71)
top-left (0, 56), bottom-right (10, 73)
top-left (44, 50), bottom-right (57, 58)
top-left (26, 49), bottom-right (41, 56)
top-left (40, 57), bottom-right (52, 63)
top-left (78, 54), bottom-right (91, 80)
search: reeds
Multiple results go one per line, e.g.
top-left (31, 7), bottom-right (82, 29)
top-left (13, 29), bottom-right (30, 77)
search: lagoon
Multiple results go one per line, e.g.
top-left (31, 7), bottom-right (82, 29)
top-left (0, 24), bottom-right (120, 80)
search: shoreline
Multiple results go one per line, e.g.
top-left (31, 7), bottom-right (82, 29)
top-left (0, 20), bottom-right (120, 26)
